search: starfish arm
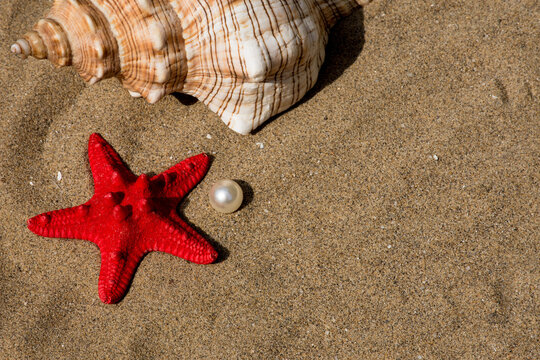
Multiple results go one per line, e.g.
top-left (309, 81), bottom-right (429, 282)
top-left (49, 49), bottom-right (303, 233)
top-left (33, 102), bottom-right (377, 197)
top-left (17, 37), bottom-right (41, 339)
top-left (27, 203), bottom-right (101, 243)
top-left (88, 133), bottom-right (137, 195)
top-left (140, 211), bottom-right (218, 265)
top-left (97, 245), bottom-right (146, 304)
top-left (150, 153), bottom-right (210, 200)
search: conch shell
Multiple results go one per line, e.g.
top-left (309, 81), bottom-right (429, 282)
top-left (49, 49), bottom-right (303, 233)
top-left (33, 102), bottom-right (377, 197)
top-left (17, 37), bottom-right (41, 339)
top-left (11, 0), bottom-right (370, 134)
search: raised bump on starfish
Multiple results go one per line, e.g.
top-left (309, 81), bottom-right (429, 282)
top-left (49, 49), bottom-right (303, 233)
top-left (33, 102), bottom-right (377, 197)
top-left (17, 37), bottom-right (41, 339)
top-left (28, 133), bottom-right (218, 304)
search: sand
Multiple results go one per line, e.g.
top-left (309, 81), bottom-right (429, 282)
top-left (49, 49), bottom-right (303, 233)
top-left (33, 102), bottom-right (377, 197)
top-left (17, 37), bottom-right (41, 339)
top-left (0, 0), bottom-right (538, 358)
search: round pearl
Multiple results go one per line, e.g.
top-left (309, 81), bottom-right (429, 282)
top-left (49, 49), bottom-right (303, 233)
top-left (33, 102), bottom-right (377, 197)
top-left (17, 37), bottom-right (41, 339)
top-left (209, 179), bottom-right (243, 213)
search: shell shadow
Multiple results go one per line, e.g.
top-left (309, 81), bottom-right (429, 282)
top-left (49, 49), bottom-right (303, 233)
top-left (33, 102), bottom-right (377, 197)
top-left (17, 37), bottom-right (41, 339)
top-left (310, 8), bottom-right (367, 95)
top-left (171, 93), bottom-right (198, 106)
top-left (253, 8), bottom-right (366, 134)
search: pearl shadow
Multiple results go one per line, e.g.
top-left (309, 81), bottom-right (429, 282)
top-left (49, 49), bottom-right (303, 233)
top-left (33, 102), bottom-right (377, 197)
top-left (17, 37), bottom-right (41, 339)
top-left (233, 179), bottom-right (254, 211)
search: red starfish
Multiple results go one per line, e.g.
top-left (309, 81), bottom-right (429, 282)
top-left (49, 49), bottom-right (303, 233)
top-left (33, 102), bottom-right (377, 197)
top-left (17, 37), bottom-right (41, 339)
top-left (28, 133), bottom-right (218, 304)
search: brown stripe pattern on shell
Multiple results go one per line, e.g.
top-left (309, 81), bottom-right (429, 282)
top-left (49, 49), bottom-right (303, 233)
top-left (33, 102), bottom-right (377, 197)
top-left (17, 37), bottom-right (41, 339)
top-left (11, 0), bottom-right (371, 134)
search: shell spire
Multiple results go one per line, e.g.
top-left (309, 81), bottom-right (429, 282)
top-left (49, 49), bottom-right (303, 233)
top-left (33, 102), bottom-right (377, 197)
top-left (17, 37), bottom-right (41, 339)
top-left (11, 18), bottom-right (71, 67)
top-left (11, 0), bottom-right (120, 84)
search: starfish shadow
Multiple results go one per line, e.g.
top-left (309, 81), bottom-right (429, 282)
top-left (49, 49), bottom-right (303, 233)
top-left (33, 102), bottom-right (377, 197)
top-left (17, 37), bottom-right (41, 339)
top-left (176, 154), bottom-right (229, 263)
top-left (176, 178), bottom-right (250, 263)
top-left (176, 199), bottom-right (230, 264)
top-left (148, 156), bottom-right (229, 263)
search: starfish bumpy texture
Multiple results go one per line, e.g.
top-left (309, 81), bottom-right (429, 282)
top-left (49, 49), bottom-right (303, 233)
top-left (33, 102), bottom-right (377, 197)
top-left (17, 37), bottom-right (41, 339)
top-left (28, 133), bottom-right (218, 304)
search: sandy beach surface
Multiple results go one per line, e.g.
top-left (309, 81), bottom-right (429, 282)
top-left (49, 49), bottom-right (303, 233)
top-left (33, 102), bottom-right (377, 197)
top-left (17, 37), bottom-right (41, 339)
top-left (1, 0), bottom-right (538, 358)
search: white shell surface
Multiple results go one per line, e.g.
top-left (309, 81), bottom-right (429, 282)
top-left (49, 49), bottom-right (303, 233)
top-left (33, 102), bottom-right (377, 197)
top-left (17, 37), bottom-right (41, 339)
top-left (177, 0), bottom-right (337, 134)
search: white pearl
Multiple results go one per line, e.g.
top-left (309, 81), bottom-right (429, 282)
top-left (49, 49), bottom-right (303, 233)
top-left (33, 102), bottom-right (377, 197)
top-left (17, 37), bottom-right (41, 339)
top-left (209, 180), bottom-right (243, 214)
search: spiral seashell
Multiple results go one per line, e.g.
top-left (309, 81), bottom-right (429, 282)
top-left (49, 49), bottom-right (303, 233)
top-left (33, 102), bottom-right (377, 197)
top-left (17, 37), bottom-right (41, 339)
top-left (11, 0), bottom-right (370, 134)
